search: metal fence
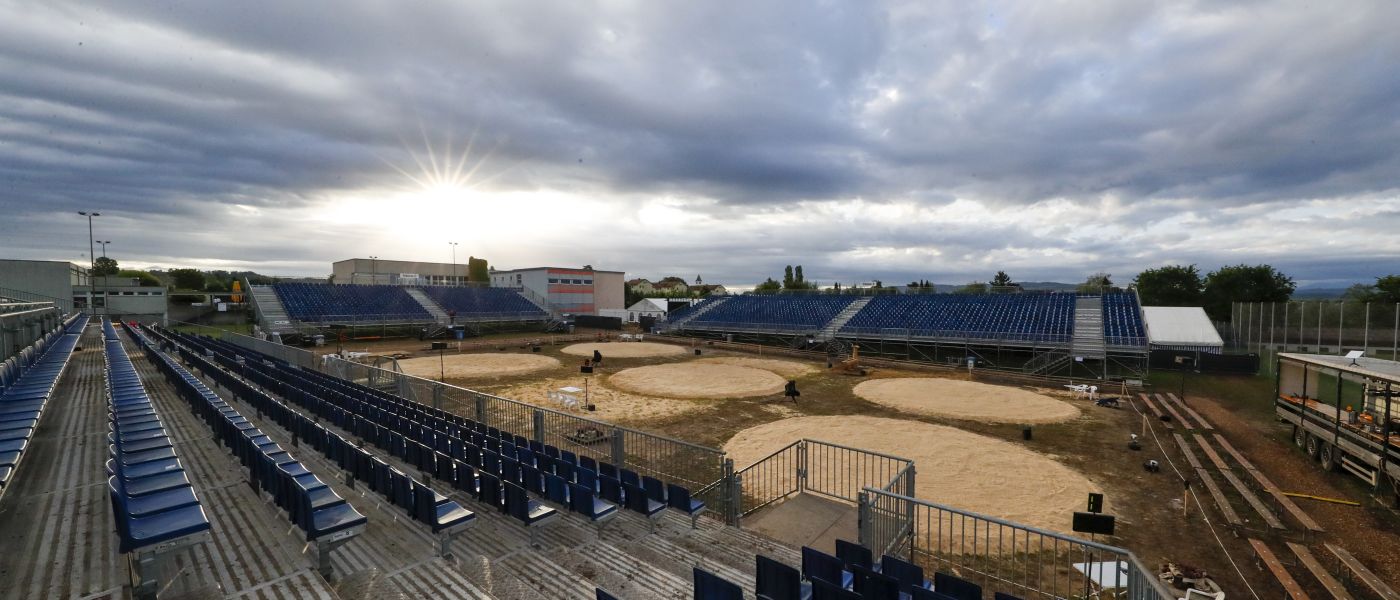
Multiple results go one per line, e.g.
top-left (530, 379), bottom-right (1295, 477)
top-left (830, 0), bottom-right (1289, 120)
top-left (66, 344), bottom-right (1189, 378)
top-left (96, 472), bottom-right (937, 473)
top-left (1232, 301), bottom-right (1400, 373)
top-left (315, 354), bottom-right (737, 522)
top-left (732, 439), bottom-right (914, 523)
top-left (861, 488), bottom-right (1174, 600)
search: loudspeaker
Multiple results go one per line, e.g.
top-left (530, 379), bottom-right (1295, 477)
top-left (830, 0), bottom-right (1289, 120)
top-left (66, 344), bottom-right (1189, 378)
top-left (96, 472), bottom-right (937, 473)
top-left (1072, 512), bottom-right (1115, 536)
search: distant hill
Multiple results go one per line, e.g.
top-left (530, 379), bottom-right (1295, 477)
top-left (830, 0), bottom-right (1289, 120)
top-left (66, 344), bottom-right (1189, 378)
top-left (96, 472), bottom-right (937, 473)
top-left (1291, 288), bottom-right (1349, 300)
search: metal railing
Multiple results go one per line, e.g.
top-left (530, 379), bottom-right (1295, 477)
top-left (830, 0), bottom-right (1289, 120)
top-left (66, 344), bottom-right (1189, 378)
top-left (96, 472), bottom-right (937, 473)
top-left (860, 488), bottom-right (1174, 600)
top-left (839, 326), bottom-right (1073, 346)
top-left (732, 439), bottom-right (914, 523)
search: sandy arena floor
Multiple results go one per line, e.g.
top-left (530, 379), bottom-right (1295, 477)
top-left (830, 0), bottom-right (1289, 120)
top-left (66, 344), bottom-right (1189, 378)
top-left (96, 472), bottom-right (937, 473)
top-left (607, 363), bottom-right (789, 399)
top-left (396, 352), bottom-right (561, 379)
top-left (560, 341), bottom-right (688, 358)
top-left (724, 415), bottom-right (1100, 533)
top-left (696, 356), bottom-right (819, 379)
top-left (482, 377), bottom-right (706, 423)
top-left (854, 377), bottom-right (1080, 424)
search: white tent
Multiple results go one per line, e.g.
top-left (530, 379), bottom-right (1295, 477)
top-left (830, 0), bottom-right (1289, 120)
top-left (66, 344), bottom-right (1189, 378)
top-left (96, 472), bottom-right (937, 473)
top-left (1142, 306), bottom-right (1224, 353)
top-left (624, 298), bottom-right (669, 322)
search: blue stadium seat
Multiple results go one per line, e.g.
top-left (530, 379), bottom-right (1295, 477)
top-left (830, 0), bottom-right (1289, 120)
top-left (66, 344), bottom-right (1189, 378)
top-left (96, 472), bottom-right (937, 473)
top-left (693, 567), bottom-right (744, 600)
top-left (418, 286), bottom-right (547, 321)
top-left (755, 554), bottom-right (810, 600)
top-left (272, 283), bottom-right (432, 323)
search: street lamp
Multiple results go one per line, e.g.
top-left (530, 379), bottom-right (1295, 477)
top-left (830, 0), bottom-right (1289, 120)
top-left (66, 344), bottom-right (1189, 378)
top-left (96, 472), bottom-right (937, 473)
top-left (78, 211), bottom-right (100, 315)
top-left (449, 242), bottom-right (458, 286)
top-left (368, 256), bottom-right (378, 285)
top-left (95, 240), bottom-right (111, 257)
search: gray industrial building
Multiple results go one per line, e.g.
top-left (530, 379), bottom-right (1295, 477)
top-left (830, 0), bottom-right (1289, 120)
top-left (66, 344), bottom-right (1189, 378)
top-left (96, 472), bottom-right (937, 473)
top-left (0, 259), bottom-right (167, 321)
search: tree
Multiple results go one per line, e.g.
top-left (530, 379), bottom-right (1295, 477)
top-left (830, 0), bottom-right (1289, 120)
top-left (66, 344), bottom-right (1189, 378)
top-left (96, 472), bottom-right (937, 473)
top-left (91, 256), bottom-right (119, 276)
top-left (783, 266), bottom-right (794, 289)
top-left (117, 270), bottom-right (161, 287)
top-left (794, 266), bottom-right (805, 286)
top-left (169, 268), bottom-right (206, 291)
top-left (1077, 272), bottom-right (1114, 293)
top-left (467, 257), bottom-right (489, 282)
top-left (1342, 283), bottom-right (1381, 303)
top-left (204, 281), bottom-right (228, 292)
top-left (956, 281), bottom-right (988, 294)
top-left (990, 271), bottom-right (1013, 287)
top-left (1202, 264), bottom-right (1296, 321)
top-left (1373, 275), bottom-right (1400, 304)
top-left (754, 277), bottom-right (781, 293)
top-left (1133, 265), bottom-right (1204, 306)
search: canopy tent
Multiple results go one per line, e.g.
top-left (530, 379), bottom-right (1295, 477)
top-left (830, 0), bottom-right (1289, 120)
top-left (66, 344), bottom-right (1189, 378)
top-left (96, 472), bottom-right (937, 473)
top-left (1142, 306), bottom-right (1224, 353)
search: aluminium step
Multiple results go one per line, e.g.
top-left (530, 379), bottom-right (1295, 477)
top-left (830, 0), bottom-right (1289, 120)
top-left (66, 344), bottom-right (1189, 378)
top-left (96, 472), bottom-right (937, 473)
top-left (817, 297), bottom-right (872, 342)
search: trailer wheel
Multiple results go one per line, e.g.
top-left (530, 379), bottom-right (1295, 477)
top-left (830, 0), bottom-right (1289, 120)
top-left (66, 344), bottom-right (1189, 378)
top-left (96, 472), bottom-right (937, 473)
top-left (1305, 434), bottom-right (1320, 459)
top-left (1292, 425), bottom-right (1305, 449)
top-left (1319, 442), bottom-right (1336, 472)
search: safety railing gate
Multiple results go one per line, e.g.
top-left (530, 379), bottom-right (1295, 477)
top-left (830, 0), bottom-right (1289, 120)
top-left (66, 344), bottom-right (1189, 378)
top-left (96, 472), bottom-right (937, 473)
top-left (859, 488), bottom-right (1175, 600)
top-left (732, 440), bottom-right (914, 531)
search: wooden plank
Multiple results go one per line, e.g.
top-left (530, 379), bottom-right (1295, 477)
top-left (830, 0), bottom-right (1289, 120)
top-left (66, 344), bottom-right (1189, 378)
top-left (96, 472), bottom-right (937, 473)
top-left (1286, 542), bottom-right (1353, 600)
top-left (1166, 393), bottom-right (1214, 430)
top-left (1221, 468), bottom-right (1285, 529)
top-left (1155, 393), bottom-right (1196, 429)
top-left (1326, 543), bottom-right (1400, 600)
top-left (1214, 434), bottom-right (1325, 533)
top-left (1172, 434), bottom-right (1242, 525)
top-left (1174, 433), bottom-right (1205, 470)
top-left (1249, 539), bottom-right (1312, 600)
top-left (1194, 435), bottom-right (1232, 471)
top-left (1194, 432), bottom-right (1285, 529)
top-left (1139, 393), bottom-right (1166, 418)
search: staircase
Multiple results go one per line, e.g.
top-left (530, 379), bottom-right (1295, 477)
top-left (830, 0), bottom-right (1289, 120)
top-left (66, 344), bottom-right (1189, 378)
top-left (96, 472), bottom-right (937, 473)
top-left (404, 287), bottom-right (450, 324)
top-left (664, 297), bottom-right (729, 330)
top-left (816, 297), bottom-right (871, 341)
top-left (1023, 351), bottom-right (1072, 376)
top-left (248, 285), bottom-right (296, 336)
top-left (1071, 296), bottom-right (1106, 360)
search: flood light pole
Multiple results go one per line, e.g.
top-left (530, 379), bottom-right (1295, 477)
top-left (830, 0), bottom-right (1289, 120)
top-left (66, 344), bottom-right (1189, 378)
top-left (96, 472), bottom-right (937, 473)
top-left (78, 211), bottom-right (100, 315)
top-left (95, 240), bottom-right (111, 257)
top-left (368, 256), bottom-right (378, 285)
top-left (449, 242), bottom-right (458, 286)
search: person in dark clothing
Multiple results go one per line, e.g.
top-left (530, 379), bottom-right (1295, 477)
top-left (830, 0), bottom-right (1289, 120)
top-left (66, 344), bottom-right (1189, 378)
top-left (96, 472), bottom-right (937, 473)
top-left (784, 380), bottom-right (800, 403)
top-left (593, 349), bottom-right (603, 367)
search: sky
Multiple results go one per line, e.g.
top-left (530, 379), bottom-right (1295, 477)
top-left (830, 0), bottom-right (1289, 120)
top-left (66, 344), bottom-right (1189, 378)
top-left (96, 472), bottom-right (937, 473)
top-left (2, 1), bottom-right (1398, 290)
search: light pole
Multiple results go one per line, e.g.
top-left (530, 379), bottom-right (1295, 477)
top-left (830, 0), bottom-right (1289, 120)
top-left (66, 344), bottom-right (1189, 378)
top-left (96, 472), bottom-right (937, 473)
top-left (368, 256), bottom-right (378, 285)
top-left (449, 242), bottom-right (458, 286)
top-left (78, 211), bottom-right (100, 315)
top-left (95, 240), bottom-right (111, 257)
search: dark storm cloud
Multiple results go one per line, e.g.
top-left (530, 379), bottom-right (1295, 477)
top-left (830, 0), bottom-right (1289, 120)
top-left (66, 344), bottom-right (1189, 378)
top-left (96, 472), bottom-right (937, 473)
top-left (1, 0), bottom-right (1398, 285)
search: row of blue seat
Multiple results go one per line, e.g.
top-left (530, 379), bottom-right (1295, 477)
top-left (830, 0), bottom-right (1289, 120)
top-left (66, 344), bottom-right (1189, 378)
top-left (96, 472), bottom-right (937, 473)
top-left (418, 286), bottom-right (547, 320)
top-left (102, 319), bottom-right (212, 555)
top-left (841, 294), bottom-right (1076, 343)
top-left (0, 312), bottom-right (81, 391)
top-left (692, 295), bottom-right (859, 330)
top-left (169, 329), bottom-right (707, 534)
top-left (273, 282), bottom-right (432, 323)
top-left (127, 324), bottom-right (370, 544)
top-left (1103, 292), bottom-right (1147, 346)
top-left (654, 540), bottom-right (1024, 600)
top-left (0, 314), bottom-right (87, 493)
top-left (144, 326), bottom-right (477, 547)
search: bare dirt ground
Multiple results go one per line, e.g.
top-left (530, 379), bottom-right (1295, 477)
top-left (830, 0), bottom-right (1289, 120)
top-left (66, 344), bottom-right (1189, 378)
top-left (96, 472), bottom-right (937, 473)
top-left (725, 415), bottom-right (1100, 534)
top-left (608, 363), bottom-right (789, 398)
top-left (484, 376), bottom-right (709, 423)
top-left (561, 341), bottom-right (687, 358)
top-left (853, 377), bottom-right (1080, 424)
top-left (695, 356), bottom-right (820, 379)
top-left (1188, 389), bottom-right (1400, 591)
top-left (396, 352), bottom-right (560, 379)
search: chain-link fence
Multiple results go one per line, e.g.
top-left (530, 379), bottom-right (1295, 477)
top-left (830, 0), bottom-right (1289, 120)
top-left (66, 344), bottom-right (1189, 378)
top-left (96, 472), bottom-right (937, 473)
top-left (1232, 301), bottom-right (1400, 374)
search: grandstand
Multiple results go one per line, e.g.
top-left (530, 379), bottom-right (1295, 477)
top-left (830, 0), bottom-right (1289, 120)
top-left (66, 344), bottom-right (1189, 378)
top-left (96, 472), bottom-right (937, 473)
top-left (248, 281), bottom-right (555, 340)
top-left (662, 291), bottom-right (1150, 380)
